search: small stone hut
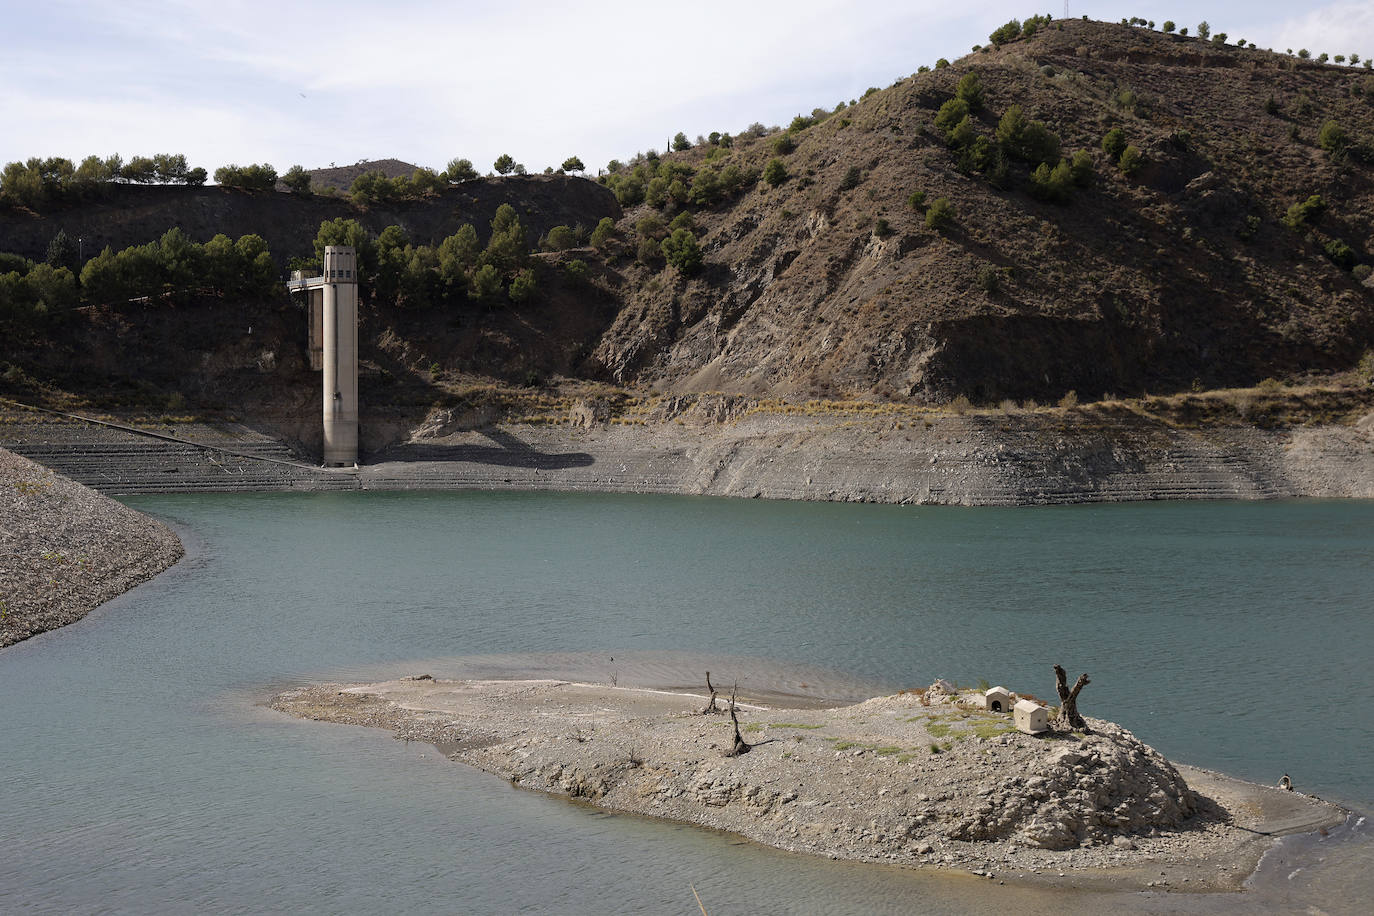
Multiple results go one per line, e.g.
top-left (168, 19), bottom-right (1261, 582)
top-left (1014, 698), bottom-right (1049, 734)
top-left (983, 687), bottom-right (1013, 713)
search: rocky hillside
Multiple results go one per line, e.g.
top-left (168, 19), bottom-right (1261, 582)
top-left (2, 18), bottom-right (1372, 413)
top-left (589, 18), bottom-right (1374, 403)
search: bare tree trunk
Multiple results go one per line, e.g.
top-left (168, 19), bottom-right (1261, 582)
top-left (724, 685), bottom-right (752, 757)
top-left (1054, 664), bottom-right (1091, 731)
top-left (701, 671), bottom-right (723, 715)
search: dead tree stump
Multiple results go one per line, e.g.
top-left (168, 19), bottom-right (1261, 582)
top-left (724, 685), bottom-right (753, 757)
top-left (701, 671), bottom-right (723, 715)
top-left (1053, 664), bottom-right (1091, 731)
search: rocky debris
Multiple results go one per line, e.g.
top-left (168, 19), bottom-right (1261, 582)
top-left (0, 447), bottom-right (183, 647)
top-left (947, 722), bottom-right (1197, 849)
top-left (268, 679), bottom-right (1345, 888)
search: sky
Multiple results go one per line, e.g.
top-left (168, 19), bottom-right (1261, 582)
top-left (3, 1), bottom-right (1371, 179)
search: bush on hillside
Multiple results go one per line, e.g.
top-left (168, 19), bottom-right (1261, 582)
top-left (989, 19), bottom-right (1021, 45)
top-left (1118, 145), bottom-right (1144, 175)
top-left (508, 268), bottom-right (538, 303)
top-left (1282, 194), bottom-right (1326, 230)
top-left (214, 163), bottom-right (277, 191)
top-left (589, 216), bottom-right (617, 250)
top-left (445, 158), bottom-right (478, 182)
top-left (934, 98), bottom-right (970, 138)
top-left (282, 165), bottom-right (312, 194)
top-left (956, 73), bottom-right (985, 112)
top-left (1317, 120), bottom-right (1348, 153)
top-left (660, 228), bottom-right (702, 273)
top-left (925, 197), bottom-right (954, 230)
top-left (763, 158), bottom-right (788, 187)
top-left (1101, 127), bottom-right (1127, 159)
top-left (1324, 238), bottom-right (1356, 269)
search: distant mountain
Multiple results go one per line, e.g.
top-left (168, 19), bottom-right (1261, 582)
top-left (300, 159), bottom-right (421, 192)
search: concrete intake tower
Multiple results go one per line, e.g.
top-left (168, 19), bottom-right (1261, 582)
top-left (288, 246), bottom-right (359, 466)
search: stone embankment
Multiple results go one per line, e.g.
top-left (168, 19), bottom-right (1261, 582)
top-left (270, 677), bottom-right (1346, 890)
top-left (0, 447), bottom-right (183, 647)
top-left (4, 399), bottom-right (1372, 504)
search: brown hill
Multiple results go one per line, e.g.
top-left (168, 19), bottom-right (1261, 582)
top-left (2, 19), bottom-right (1372, 415)
top-left (297, 158), bottom-right (421, 193)
top-left (586, 18), bottom-right (1374, 403)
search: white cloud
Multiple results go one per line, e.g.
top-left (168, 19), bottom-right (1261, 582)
top-left (11, 1), bottom-right (1361, 177)
top-left (1254, 2), bottom-right (1374, 57)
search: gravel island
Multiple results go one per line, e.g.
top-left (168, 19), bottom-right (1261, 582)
top-left (270, 675), bottom-right (1346, 892)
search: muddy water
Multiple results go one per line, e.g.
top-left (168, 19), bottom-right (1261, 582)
top-left (1, 491), bottom-right (1371, 913)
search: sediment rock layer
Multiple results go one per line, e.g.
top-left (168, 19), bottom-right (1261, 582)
top-left (4, 403), bottom-right (1374, 504)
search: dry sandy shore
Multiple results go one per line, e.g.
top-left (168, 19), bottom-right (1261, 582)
top-left (0, 446), bottom-right (183, 648)
top-left (270, 676), bottom-right (1346, 893)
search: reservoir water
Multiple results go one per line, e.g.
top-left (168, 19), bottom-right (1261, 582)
top-left (1, 492), bottom-right (1371, 913)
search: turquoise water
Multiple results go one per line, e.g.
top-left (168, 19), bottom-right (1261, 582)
top-left (1, 492), bottom-right (1371, 914)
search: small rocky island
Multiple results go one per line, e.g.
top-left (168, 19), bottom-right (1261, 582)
top-left (270, 672), bottom-right (1345, 890)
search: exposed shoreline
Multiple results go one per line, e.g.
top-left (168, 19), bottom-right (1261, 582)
top-left (269, 676), bottom-right (1347, 894)
top-left (4, 399), bottom-right (1373, 505)
top-left (0, 446), bottom-right (184, 648)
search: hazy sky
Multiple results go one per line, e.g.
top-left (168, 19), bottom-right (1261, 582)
top-left (3, 1), bottom-right (1369, 178)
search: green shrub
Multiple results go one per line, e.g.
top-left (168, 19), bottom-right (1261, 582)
top-left (444, 158), bottom-right (477, 183)
top-left (948, 114), bottom-right (977, 149)
top-left (1353, 263), bottom-right (1372, 282)
top-left (508, 268), bottom-right (538, 302)
top-left (997, 106), bottom-right (1060, 164)
top-left (672, 132), bottom-right (692, 151)
top-left (589, 216), bottom-right (617, 249)
top-left (661, 228), bottom-right (702, 273)
top-left (493, 154), bottom-right (516, 175)
top-left (565, 259), bottom-right (588, 282)
top-left (281, 165), bottom-right (312, 194)
top-left (1101, 127), bottom-right (1127, 159)
top-left (1118, 145), bottom-right (1144, 175)
top-left (543, 225), bottom-right (577, 251)
top-left (839, 165), bottom-right (862, 191)
top-left (873, 218), bottom-right (892, 237)
top-left (1318, 120), bottom-right (1348, 153)
top-left (989, 19), bottom-right (1021, 45)
top-left (1283, 194), bottom-right (1326, 230)
top-left (925, 197), bottom-right (954, 230)
top-left (1196, 21), bottom-right (1210, 40)
top-left (560, 156), bottom-right (584, 173)
top-left (214, 163), bottom-right (277, 191)
top-left (934, 98), bottom-right (971, 138)
top-left (1030, 159), bottom-right (1075, 202)
top-left (763, 158), bottom-right (788, 186)
top-left (955, 72), bottom-right (985, 112)
top-left (636, 237), bottom-right (661, 265)
top-left (470, 263), bottom-right (502, 301)
top-left (935, 58), bottom-right (950, 69)
top-left (1324, 238), bottom-right (1356, 269)
top-left (1069, 149), bottom-right (1093, 185)
top-left (771, 133), bottom-right (796, 155)
top-left (907, 190), bottom-right (927, 210)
